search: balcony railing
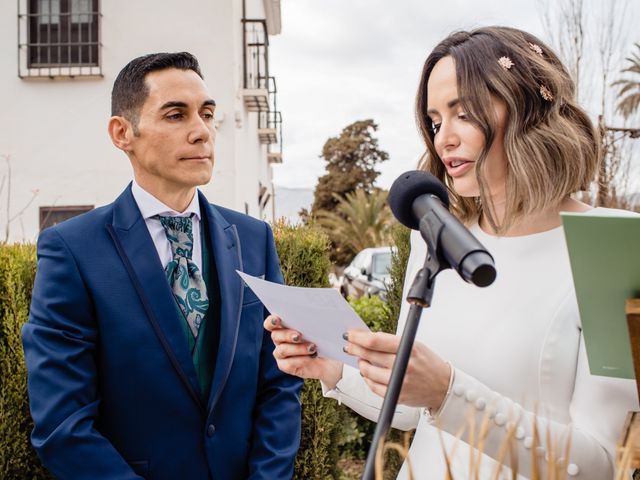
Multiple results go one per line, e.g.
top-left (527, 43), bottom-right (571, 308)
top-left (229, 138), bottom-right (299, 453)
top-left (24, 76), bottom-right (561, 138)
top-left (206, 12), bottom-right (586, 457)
top-left (241, 18), bottom-right (269, 111)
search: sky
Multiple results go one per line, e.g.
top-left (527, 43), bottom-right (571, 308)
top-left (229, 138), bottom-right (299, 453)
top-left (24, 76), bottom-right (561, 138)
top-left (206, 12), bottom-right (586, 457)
top-left (269, 0), bottom-right (639, 192)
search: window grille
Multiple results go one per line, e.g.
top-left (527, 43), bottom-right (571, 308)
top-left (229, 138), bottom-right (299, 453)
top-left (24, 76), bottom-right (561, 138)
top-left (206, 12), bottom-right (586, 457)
top-left (18, 0), bottom-right (102, 78)
top-left (39, 205), bottom-right (94, 230)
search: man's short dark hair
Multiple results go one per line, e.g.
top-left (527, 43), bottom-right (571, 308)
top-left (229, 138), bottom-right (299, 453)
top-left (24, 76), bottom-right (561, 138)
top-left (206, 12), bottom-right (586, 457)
top-left (111, 52), bottom-right (203, 131)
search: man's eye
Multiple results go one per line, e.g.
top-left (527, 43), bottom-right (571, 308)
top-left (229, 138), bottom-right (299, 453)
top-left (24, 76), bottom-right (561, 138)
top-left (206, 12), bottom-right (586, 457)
top-left (167, 113), bottom-right (183, 120)
top-left (431, 123), bottom-right (441, 135)
top-left (202, 112), bottom-right (215, 120)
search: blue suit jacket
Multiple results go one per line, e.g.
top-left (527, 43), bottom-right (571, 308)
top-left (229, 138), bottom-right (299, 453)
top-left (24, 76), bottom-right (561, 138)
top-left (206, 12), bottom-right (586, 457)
top-left (22, 186), bottom-right (302, 480)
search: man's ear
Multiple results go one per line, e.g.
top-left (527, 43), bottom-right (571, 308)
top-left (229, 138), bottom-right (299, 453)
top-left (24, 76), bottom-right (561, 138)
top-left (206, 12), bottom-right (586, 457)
top-left (108, 116), bottom-right (135, 152)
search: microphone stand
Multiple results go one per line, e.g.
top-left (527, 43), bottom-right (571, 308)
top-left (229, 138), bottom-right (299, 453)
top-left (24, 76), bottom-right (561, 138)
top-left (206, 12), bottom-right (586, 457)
top-left (361, 214), bottom-right (449, 480)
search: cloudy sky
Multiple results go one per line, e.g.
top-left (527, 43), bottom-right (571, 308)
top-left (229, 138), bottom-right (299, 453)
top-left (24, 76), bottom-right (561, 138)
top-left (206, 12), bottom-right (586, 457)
top-left (269, 0), bottom-right (638, 191)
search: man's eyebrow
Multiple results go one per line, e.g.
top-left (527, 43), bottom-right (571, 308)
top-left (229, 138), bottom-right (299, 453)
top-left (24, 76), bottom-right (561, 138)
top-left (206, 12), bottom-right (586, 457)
top-left (427, 98), bottom-right (460, 115)
top-left (159, 101), bottom-right (188, 110)
top-left (158, 99), bottom-right (216, 110)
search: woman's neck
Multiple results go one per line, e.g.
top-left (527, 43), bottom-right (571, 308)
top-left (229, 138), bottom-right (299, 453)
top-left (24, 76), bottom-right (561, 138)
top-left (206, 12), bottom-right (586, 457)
top-left (479, 197), bottom-right (592, 237)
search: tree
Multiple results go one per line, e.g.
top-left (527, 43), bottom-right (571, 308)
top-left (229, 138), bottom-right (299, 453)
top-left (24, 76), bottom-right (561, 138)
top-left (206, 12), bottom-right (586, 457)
top-left (316, 189), bottom-right (393, 261)
top-left (310, 119), bottom-right (389, 217)
top-left (614, 43), bottom-right (640, 119)
top-left (540, 0), bottom-right (638, 210)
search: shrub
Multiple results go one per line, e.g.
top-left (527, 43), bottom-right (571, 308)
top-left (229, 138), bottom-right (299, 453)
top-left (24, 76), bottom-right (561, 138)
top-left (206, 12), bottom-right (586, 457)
top-left (339, 224), bottom-right (412, 478)
top-left (271, 220), bottom-right (342, 479)
top-left (0, 244), bottom-right (49, 479)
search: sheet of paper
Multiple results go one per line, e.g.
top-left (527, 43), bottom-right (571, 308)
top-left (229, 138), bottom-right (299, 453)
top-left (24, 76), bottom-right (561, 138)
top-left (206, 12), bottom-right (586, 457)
top-left (237, 271), bottom-right (370, 368)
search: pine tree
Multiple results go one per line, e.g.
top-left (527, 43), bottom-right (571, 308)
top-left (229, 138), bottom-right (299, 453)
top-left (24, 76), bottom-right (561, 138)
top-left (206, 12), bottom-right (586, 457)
top-left (311, 119), bottom-right (389, 217)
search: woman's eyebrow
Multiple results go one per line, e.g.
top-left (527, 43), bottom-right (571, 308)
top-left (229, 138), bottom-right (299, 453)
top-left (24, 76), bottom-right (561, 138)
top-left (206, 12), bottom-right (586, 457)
top-left (427, 98), bottom-right (460, 115)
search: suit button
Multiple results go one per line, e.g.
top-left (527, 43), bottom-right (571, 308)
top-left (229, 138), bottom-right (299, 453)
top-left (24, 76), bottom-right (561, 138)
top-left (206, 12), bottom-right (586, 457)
top-left (207, 424), bottom-right (215, 437)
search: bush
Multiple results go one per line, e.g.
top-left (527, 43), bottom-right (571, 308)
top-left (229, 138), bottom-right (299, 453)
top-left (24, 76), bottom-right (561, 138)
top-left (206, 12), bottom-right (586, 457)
top-left (338, 224), bottom-right (412, 478)
top-left (0, 244), bottom-right (50, 479)
top-left (271, 220), bottom-right (342, 479)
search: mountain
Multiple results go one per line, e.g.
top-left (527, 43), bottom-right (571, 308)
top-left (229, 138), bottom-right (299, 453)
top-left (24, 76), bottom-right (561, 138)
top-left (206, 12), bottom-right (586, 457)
top-left (274, 186), bottom-right (314, 224)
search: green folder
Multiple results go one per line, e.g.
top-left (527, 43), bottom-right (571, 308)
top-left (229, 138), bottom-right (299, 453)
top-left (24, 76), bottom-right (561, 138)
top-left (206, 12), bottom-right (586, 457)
top-left (562, 211), bottom-right (639, 379)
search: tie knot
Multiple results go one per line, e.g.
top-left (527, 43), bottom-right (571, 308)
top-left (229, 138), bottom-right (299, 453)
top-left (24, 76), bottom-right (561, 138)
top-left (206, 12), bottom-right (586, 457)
top-left (157, 215), bottom-right (194, 260)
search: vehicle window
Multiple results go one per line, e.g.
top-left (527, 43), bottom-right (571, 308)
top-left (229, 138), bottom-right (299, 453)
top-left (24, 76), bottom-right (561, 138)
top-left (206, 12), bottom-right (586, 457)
top-left (372, 252), bottom-right (391, 276)
top-left (351, 252), bottom-right (365, 270)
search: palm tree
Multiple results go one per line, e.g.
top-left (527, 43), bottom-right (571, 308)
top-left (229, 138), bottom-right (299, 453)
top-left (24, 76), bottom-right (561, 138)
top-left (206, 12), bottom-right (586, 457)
top-left (613, 43), bottom-right (640, 119)
top-left (316, 189), bottom-right (393, 261)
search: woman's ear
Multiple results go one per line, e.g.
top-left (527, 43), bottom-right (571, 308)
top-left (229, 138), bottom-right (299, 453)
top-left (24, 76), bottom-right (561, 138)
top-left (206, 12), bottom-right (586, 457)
top-left (107, 116), bottom-right (134, 152)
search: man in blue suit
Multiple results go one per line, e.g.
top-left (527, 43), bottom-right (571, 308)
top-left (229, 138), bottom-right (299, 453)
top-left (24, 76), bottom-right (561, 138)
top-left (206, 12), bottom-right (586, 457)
top-left (22, 52), bottom-right (302, 479)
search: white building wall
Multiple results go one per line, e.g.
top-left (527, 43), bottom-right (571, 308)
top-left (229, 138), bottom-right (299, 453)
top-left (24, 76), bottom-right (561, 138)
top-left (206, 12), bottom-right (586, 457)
top-left (0, 0), bottom-right (278, 243)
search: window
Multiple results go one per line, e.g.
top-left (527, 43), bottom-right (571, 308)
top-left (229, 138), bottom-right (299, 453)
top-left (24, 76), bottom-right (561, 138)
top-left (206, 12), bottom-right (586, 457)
top-left (18, 0), bottom-right (101, 77)
top-left (39, 205), bottom-right (93, 230)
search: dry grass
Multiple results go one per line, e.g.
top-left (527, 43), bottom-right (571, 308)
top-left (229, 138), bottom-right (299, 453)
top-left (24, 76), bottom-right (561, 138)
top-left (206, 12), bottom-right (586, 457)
top-left (370, 406), bottom-right (639, 479)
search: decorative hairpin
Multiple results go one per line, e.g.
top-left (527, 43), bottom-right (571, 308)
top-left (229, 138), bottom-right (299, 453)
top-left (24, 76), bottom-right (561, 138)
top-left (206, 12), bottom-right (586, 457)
top-left (539, 84), bottom-right (554, 101)
top-left (528, 42), bottom-right (544, 56)
top-left (498, 56), bottom-right (514, 70)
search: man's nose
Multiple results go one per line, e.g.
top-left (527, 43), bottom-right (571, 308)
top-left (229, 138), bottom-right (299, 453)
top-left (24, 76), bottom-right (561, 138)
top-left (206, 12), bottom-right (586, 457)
top-left (188, 115), bottom-right (212, 143)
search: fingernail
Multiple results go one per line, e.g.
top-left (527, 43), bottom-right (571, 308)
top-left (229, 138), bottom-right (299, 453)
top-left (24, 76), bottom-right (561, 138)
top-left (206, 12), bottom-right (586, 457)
top-left (310, 352), bottom-right (318, 359)
top-left (342, 332), bottom-right (349, 341)
top-left (292, 334), bottom-right (300, 342)
top-left (308, 344), bottom-right (317, 354)
top-left (359, 371), bottom-right (364, 377)
top-left (270, 317), bottom-right (278, 326)
top-left (342, 345), bottom-right (349, 354)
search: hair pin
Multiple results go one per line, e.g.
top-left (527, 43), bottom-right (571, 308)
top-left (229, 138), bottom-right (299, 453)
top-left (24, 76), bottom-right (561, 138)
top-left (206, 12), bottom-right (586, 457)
top-left (528, 42), bottom-right (544, 56)
top-left (539, 84), bottom-right (554, 102)
top-left (498, 56), bottom-right (514, 70)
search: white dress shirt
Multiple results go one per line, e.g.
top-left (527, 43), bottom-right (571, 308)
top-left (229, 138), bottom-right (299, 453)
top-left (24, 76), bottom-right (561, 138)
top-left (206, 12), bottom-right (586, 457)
top-left (131, 180), bottom-right (203, 273)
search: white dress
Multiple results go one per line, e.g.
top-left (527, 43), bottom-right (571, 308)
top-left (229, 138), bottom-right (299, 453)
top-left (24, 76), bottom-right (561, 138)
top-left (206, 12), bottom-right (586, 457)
top-left (324, 208), bottom-right (639, 479)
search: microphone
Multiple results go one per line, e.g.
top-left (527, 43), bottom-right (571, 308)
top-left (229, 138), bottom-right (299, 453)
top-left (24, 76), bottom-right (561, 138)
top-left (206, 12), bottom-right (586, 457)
top-left (388, 170), bottom-right (496, 287)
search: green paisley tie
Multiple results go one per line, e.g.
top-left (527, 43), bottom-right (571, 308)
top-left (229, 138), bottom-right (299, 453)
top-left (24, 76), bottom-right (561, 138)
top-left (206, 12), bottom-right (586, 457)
top-left (157, 215), bottom-right (209, 340)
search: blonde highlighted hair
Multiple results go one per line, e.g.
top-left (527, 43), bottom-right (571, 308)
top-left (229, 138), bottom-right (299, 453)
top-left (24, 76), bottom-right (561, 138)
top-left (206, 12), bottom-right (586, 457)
top-left (416, 26), bottom-right (600, 233)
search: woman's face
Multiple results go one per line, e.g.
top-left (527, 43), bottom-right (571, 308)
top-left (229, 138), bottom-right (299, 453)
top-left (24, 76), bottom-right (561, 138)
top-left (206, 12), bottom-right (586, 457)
top-left (426, 56), bottom-right (508, 200)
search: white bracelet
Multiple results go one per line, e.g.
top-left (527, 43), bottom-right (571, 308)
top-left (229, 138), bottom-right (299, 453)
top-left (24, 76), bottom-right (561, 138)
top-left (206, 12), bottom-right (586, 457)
top-left (423, 361), bottom-right (455, 418)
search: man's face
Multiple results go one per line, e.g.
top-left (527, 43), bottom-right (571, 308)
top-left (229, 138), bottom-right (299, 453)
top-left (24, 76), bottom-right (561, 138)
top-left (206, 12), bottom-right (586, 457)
top-left (127, 68), bottom-right (216, 195)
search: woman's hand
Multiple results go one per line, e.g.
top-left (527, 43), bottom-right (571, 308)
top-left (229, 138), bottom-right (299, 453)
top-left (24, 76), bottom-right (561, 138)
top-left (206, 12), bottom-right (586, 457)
top-left (344, 330), bottom-right (451, 411)
top-left (264, 314), bottom-right (343, 389)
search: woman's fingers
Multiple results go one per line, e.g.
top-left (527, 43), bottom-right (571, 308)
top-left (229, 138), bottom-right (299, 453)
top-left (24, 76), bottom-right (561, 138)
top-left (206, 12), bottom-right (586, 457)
top-left (345, 330), bottom-right (400, 354)
top-left (358, 359), bottom-right (391, 385)
top-left (270, 328), bottom-right (302, 345)
top-left (273, 341), bottom-right (316, 360)
top-left (361, 375), bottom-right (388, 399)
top-left (344, 341), bottom-right (395, 368)
top-left (264, 314), bottom-right (282, 332)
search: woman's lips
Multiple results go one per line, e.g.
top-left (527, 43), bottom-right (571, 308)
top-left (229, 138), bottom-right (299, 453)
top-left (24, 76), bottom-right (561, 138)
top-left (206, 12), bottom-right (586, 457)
top-left (444, 158), bottom-right (474, 178)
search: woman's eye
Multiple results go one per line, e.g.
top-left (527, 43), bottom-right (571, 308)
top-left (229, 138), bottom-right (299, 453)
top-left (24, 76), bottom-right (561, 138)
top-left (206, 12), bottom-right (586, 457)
top-left (431, 123), bottom-right (441, 135)
top-left (457, 112), bottom-right (468, 120)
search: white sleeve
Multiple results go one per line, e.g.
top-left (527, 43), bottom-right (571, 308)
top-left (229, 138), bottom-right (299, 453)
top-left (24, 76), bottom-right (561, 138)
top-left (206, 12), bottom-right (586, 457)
top-left (429, 294), bottom-right (639, 479)
top-left (321, 366), bottom-right (420, 431)
top-left (321, 231), bottom-right (427, 432)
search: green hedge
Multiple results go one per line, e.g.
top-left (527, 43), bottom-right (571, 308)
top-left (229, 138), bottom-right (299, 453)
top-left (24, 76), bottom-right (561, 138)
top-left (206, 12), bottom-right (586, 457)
top-left (271, 220), bottom-right (343, 479)
top-left (344, 224), bottom-right (412, 479)
top-left (0, 244), bottom-right (50, 479)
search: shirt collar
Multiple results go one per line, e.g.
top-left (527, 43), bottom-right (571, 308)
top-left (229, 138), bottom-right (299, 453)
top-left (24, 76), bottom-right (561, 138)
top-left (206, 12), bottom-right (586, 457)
top-left (131, 180), bottom-right (201, 221)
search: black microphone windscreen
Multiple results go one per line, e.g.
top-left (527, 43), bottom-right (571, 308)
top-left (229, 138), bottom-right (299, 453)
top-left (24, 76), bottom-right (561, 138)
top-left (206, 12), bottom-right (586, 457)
top-left (388, 171), bottom-right (450, 230)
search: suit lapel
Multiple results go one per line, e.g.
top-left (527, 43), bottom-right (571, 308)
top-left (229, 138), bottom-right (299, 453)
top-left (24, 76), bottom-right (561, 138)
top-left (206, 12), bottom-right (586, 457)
top-left (106, 185), bottom-right (203, 409)
top-left (198, 193), bottom-right (243, 414)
